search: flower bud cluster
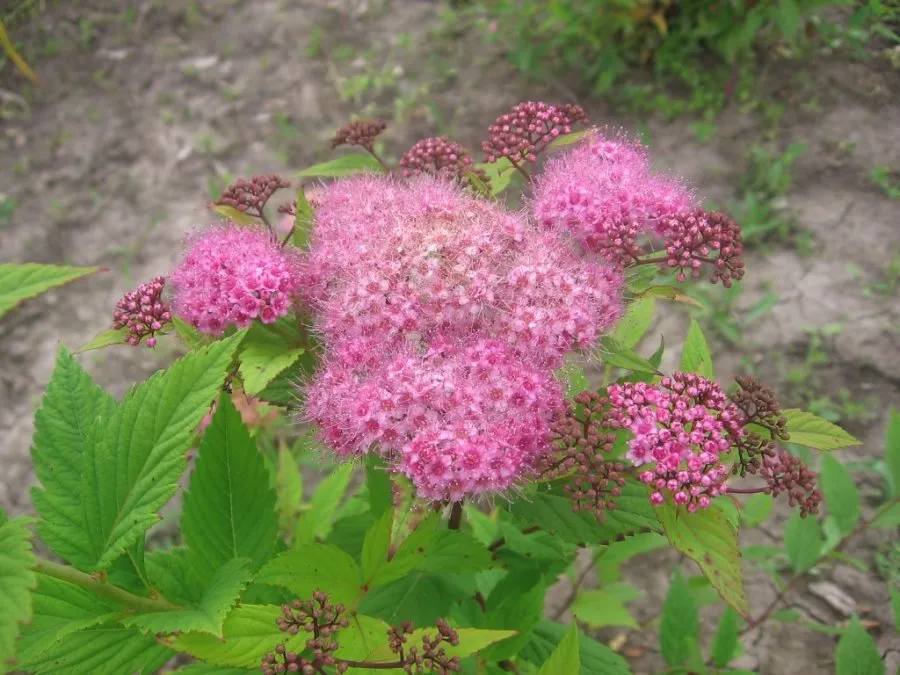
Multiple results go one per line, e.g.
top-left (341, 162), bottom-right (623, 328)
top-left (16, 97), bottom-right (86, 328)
top-left (213, 174), bottom-right (290, 216)
top-left (261, 591), bottom-right (350, 674)
top-left (658, 209), bottom-right (745, 286)
top-left (482, 101), bottom-right (589, 163)
top-left (387, 619), bottom-right (461, 674)
top-left (330, 119), bottom-right (387, 152)
top-left (112, 276), bottom-right (171, 348)
top-left (399, 136), bottom-right (489, 189)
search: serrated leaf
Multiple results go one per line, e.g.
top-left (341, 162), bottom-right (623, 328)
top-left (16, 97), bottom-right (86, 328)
top-left (519, 621), bottom-right (631, 675)
top-left (680, 318), bottom-right (713, 377)
top-left (77, 327), bottom-right (129, 352)
top-left (659, 569), bottom-right (698, 667)
top-left (358, 573), bottom-right (456, 627)
top-left (571, 590), bottom-right (637, 628)
top-left (173, 666), bottom-right (256, 674)
top-left (80, 332), bottom-right (244, 571)
top-left (123, 558), bottom-right (250, 637)
top-left (275, 446), bottom-right (304, 538)
top-left (657, 504), bottom-right (747, 616)
top-left (639, 285), bottom-right (705, 308)
top-left (780, 409), bottom-right (862, 450)
top-left (211, 205), bottom-right (258, 226)
top-left (886, 409), bottom-right (900, 497)
top-left (334, 614), bottom-right (391, 667)
top-left (296, 154), bottom-right (385, 178)
top-left (361, 508), bottom-right (393, 586)
top-left (835, 616), bottom-right (884, 675)
top-left (612, 297), bottom-right (656, 349)
top-left (509, 483), bottom-right (660, 546)
top-left (483, 581), bottom-right (546, 660)
top-left (418, 530), bottom-right (493, 574)
top-left (295, 463), bottom-right (355, 543)
top-left (784, 510), bottom-right (823, 574)
top-left (171, 605), bottom-right (314, 667)
top-left (182, 394), bottom-right (277, 577)
top-left (537, 621), bottom-right (579, 675)
top-left (871, 501), bottom-right (900, 529)
top-left (0, 263), bottom-right (100, 320)
top-left (0, 516), bottom-right (36, 670)
top-left (238, 339), bottom-right (305, 397)
top-left (173, 316), bottom-right (210, 350)
top-left (145, 547), bottom-right (204, 605)
top-left (820, 455), bottom-right (860, 535)
top-left (711, 606), bottom-right (740, 667)
top-left (474, 158), bottom-right (516, 195)
top-left (600, 339), bottom-right (659, 374)
top-left (254, 543), bottom-right (362, 606)
top-left (30, 347), bottom-right (116, 566)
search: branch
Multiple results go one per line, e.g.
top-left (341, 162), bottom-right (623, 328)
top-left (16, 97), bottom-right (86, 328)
top-left (448, 502), bottom-right (463, 531)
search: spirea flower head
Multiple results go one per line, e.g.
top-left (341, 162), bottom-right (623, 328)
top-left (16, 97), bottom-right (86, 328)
top-left (605, 373), bottom-right (745, 511)
top-left (658, 209), bottom-right (745, 286)
top-left (211, 174), bottom-right (290, 216)
top-left (303, 335), bottom-right (565, 501)
top-left (533, 130), bottom-right (694, 267)
top-left (760, 449), bottom-right (822, 517)
top-left (170, 223), bottom-right (301, 335)
top-left (330, 119), bottom-right (387, 152)
top-left (112, 276), bottom-right (171, 348)
top-left (399, 136), bottom-right (488, 189)
top-left (482, 101), bottom-right (589, 163)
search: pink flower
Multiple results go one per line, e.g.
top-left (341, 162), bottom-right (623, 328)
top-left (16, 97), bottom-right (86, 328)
top-left (532, 130), bottom-right (694, 266)
top-left (605, 372), bottom-right (745, 511)
top-left (170, 223), bottom-right (301, 335)
top-left (303, 335), bottom-right (565, 501)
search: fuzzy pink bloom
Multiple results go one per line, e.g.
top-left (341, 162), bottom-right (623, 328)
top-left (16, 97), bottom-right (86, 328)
top-left (532, 131), bottom-right (694, 266)
top-left (113, 276), bottom-right (172, 348)
top-left (304, 336), bottom-right (565, 501)
top-left (170, 224), bottom-right (301, 335)
top-left (305, 175), bottom-right (622, 367)
top-left (605, 373), bottom-right (745, 511)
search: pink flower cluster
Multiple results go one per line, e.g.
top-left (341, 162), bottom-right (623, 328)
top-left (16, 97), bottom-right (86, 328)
top-left (302, 175), bottom-right (624, 500)
top-left (305, 337), bottom-right (564, 501)
top-left (533, 130), bottom-right (694, 266)
top-left (113, 276), bottom-right (171, 348)
top-left (169, 224), bottom-right (302, 335)
top-left (605, 373), bottom-right (745, 511)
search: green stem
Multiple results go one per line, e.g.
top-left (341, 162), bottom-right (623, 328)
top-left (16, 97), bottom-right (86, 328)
top-left (35, 559), bottom-right (179, 613)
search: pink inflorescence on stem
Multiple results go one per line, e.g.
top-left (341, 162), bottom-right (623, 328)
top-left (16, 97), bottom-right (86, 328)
top-left (330, 119), bottom-right (387, 152)
top-left (212, 174), bottom-right (290, 217)
top-left (605, 373), bottom-right (745, 511)
top-left (538, 391), bottom-right (626, 522)
top-left (532, 130), bottom-right (694, 268)
top-left (658, 209), bottom-right (745, 286)
top-left (388, 619), bottom-right (461, 674)
top-left (399, 136), bottom-right (489, 189)
top-left (169, 224), bottom-right (301, 335)
top-left (482, 101), bottom-right (589, 164)
top-left (112, 276), bottom-right (172, 348)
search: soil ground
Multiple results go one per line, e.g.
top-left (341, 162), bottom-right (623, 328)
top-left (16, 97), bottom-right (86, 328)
top-left (1, 1), bottom-right (898, 673)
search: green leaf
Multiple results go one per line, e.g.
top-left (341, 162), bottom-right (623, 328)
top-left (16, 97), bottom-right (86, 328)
top-left (474, 158), bottom-right (516, 196)
top-left (600, 339), bottom-right (658, 374)
top-left (361, 508), bottom-right (393, 586)
top-left (781, 409), bottom-right (862, 450)
top-left (171, 605), bottom-right (316, 667)
top-left (612, 297), bottom-right (656, 349)
top-left (211, 205), bottom-right (259, 226)
top-left (548, 130), bottom-right (590, 149)
top-left (254, 543), bottom-right (362, 606)
top-left (358, 572), bottom-right (457, 627)
top-left (295, 463), bottom-right (355, 543)
top-left (740, 493), bottom-right (774, 527)
top-left (509, 483), bottom-right (660, 547)
top-left (292, 185), bottom-right (315, 250)
top-left (710, 606), bottom-right (740, 667)
top-left (835, 616), bottom-right (884, 675)
top-left (173, 666), bottom-right (256, 674)
top-left (571, 589), bottom-right (637, 628)
top-left (657, 504), bottom-right (747, 616)
top-left (295, 154), bottom-right (385, 178)
top-left (349, 623), bottom-right (517, 666)
top-left (30, 346), bottom-right (116, 566)
top-left (275, 446), bottom-right (304, 538)
top-left (784, 510), bottom-right (823, 574)
top-left (173, 316), bottom-right (210, 350)
top-left (145, 547), bottom-right (204, 605)
top-left (77, 327), bottom-right (129, 352)
top-left (0, 516), bottom-right (36, 671)
top-left (520, 621), bottom-right (632, 675)
top-left (418, 530), bottom-right (493, 575)
top-left (871, 500), bottom-right (900, 529)
top-left (182, 394), bottom-right (278, 577)
top-left (537, 621), bottom-right (580, 675)
top-left (483, 580), bottom-right (546, 660)
top-left (680, 318), bottom-right (713, 378)
top-left (556, 357), bottom-right (589, 399)
top-left (659, 569), bottom-right (698, 667)
top-left (365, 457), bottom-right (392, 517)
top-left (0, 263), bottom-right (100, 320)
top-left (80, 332), bottom-right (244, 571)
top-left (123, 558), bottom-right (250, 638)
top-left (820, 455), bottom-right (860, 535)
top-left (639, 285), bottom-right (705, 309)
top-left (883, 409), bottom-right (899, 496)
top-left (333, 614), bottom-right (392, 669)
top-left (238, 330), bottom-right (306, 397)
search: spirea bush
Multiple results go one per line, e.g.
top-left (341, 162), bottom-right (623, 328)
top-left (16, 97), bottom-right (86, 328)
top-left (1, 101), bottom-right (895, 675)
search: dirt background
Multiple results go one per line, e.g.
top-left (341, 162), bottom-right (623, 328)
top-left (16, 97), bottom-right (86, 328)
top-left (1, 1), bottom-right (898, 673)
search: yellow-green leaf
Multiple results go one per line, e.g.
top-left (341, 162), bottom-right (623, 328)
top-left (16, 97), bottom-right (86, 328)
top-left (781, 410), bottom-right (862, 451)
top-left (680, 318), bottom-right (713, 378)
top-left (0, 263), bottom-right (100, 320)
top-left (77, 327), bottom-right (129, 353)
top-left (296, 154), bottom-right (385, 178)
top-left (210, 205), bottom-right (258, 226)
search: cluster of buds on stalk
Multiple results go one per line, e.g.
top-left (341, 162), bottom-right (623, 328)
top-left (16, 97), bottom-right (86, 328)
top-left (212, 174), bottom-right (291, 221)
top-left (112, 276), bottom-right (171, 348)
top-left (387, 619), bottom-right (461, 674)
top-left (261, 591), bottom-right (350, 674)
